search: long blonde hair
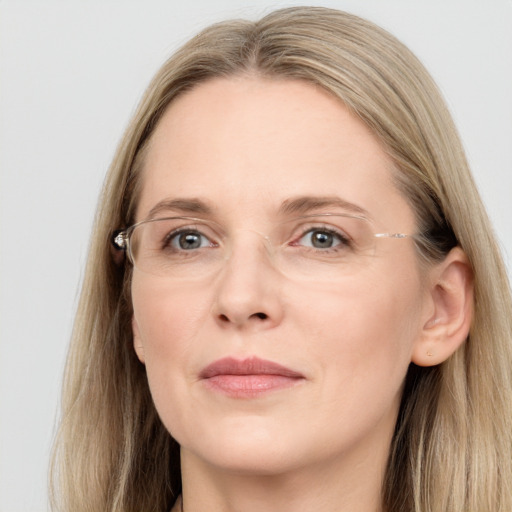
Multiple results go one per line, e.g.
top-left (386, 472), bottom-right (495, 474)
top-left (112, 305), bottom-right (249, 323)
top-left (50, 7), bottom-right (512, 511)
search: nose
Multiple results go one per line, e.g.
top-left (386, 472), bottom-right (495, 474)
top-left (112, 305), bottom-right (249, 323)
top-left (212, 235), bottom-right (285, 330)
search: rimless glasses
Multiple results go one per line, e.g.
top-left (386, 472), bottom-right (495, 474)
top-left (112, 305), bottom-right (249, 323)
top-left (112, 214), bottom-right (420, 282)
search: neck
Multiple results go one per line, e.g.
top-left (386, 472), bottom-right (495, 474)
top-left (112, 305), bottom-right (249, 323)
top-left (178, 445), bottom-right (387, 512)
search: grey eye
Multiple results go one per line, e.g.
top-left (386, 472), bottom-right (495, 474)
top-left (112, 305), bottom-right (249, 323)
top-left (298, 229), bottom-right (343, 249)
top-left (170, 231), bottom-right (211, 250)
top-left (312, 231), bottom-right (335, 248)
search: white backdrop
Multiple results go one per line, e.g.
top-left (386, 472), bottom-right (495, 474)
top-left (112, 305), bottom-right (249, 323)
top-left (1, 1), bottom-right (511, 510)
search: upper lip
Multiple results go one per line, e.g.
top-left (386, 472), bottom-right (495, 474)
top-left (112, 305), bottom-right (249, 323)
top-left (199, 356), bottom-right (304, 379)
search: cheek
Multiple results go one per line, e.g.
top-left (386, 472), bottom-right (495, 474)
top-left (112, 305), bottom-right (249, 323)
top-left (295, 266), bottom-right (424, 394)
top-left (132, 278), bottom-right (209, 351)
top-left (131, 276), bottom-right (228, 445)
top-left (131, 277), bottom-right (213, 405)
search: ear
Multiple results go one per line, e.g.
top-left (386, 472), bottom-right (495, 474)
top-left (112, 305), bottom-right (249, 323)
top-left (412, 247), bottom-right (473, 367)
top-left (132, 316), bottom-right (145, 364)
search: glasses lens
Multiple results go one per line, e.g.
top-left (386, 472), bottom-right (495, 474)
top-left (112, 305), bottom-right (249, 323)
top-left (272, 214), bottom-right (376, 281)
top-left (128, 215), bottom-right (378, 281)
top-left (129, 217), bottom-right (224, 279)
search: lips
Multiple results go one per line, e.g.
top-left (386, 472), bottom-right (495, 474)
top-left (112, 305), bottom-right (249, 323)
top-left (199, 357), bottom-right (304, 398)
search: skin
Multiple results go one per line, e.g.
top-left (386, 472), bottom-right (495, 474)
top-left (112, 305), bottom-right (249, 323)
top-left (131, 77), bottom-right (471, 512)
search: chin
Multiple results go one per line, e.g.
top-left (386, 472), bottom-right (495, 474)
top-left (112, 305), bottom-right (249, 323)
top-left (186, 444), bottom-right (305, 477)
top-left (177, 416), bottom-right (312, 476)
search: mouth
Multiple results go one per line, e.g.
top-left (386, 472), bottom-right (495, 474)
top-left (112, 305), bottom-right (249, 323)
top-left (199, 356), bottom-right (305, 398)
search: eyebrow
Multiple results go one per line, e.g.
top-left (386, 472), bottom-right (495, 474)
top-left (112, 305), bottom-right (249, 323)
top-left (146, 195), bottom-right (370, 221)
top-left (278, 195), bottom-right (370, 218)
top-left (147, 198), bottom-right (213, 219)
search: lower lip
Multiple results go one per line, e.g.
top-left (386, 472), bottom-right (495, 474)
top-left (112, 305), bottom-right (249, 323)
top-left (202, 374), bottom-right (303, 398)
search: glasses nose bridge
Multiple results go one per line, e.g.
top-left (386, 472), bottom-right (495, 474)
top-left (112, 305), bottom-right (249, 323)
top-left (224, 227), bottom-right (278, 267)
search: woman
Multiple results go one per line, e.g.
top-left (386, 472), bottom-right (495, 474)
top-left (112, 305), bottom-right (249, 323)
top-left (50, 6), bottom-right (512, 511)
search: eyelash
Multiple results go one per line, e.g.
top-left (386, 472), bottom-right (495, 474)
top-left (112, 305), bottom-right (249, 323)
top-left (163, 228), bottom-right (216, 251)
top-left (162, 225), bottom-right (352, 252)
top-left (291, 226), bottom-right (352, 251)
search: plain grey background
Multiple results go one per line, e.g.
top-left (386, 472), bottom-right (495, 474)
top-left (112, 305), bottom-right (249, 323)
top-left (1, 1), bottom-right (511, 510)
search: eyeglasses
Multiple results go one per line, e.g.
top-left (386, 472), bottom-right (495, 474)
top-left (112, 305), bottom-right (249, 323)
top-left (112, 214), bottom-right (418, 282)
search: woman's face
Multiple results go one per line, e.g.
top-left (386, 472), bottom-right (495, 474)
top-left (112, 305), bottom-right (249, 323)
top-left (131, 77), bottom-right (432, 476)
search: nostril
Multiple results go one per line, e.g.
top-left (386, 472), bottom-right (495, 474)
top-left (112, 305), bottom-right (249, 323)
top-left (217, 312), bottom-right (269, 323)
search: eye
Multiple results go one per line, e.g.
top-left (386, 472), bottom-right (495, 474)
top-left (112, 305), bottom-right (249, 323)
top-left (168, 230), bottom-right (213, 251)
top-left (296, 228), bottom-right (348, 249)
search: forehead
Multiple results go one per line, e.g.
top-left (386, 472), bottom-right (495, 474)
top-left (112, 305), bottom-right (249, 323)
top-left (137, 76), bottom-right (414, 229)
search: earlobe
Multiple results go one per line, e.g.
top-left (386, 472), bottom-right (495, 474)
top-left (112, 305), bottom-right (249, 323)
top-left (132, 316), bottom-right (146, 364)
top-left (412, 247), bottom-right (473, 367)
